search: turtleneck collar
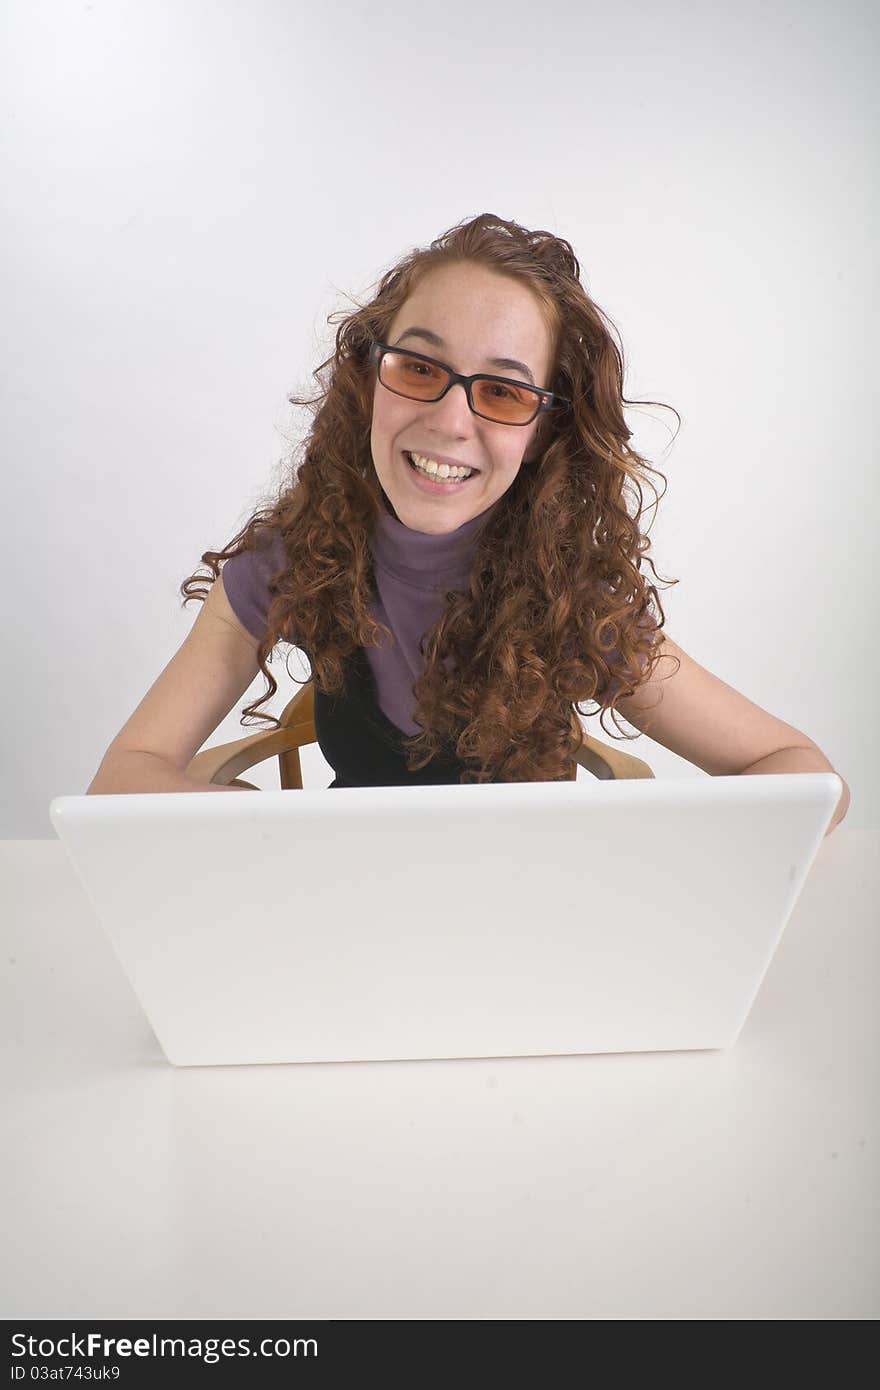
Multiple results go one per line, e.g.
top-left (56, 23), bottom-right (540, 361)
top-left (370, 492), bottom-right (503, 591)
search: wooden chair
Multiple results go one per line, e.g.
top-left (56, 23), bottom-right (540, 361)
top-left (186, 678), bottom-right (654, 790)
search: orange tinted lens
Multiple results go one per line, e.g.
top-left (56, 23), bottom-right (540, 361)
top-left (472, 377), bottom-right (538, 423)
top-left (382, 350), bottom-right (539, 422)
top-left (382, 351), bottom-right (448, 399)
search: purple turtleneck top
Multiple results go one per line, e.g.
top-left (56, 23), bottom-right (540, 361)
top-left (222, 495), bottom-right (503, 735)
top-left (221, 492), bottom-right (645, 732)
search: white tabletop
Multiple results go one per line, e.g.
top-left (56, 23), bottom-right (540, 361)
top-left (2, 833), bottom-right (878, 1321)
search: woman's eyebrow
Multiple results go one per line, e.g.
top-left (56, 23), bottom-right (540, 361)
top-left (393, 326), bottom-right (536, 385)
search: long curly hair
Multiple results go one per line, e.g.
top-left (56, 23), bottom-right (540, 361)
top-left (180, 212), bottom-right (681, 783)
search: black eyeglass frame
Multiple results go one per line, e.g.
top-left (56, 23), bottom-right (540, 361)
top-left (369, 340), bottom-right (570, 427)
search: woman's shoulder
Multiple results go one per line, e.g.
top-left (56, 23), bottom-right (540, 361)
top-left (220, 525), bottom-right (289, 644)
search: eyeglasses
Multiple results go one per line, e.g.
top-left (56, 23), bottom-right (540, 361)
top-left (369, 340), bottom-right (569, 427)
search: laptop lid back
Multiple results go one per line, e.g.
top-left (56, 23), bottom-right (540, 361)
top-left (48, 773), bottom-right (841, 1065)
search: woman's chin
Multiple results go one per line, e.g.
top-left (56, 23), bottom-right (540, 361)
top-left (380, 482), bottom-right (479, 534)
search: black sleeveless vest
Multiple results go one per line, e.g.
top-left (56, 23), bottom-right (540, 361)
top-left (313, 645), bottom-right (475, 788)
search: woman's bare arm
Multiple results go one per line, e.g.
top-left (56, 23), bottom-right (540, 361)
top-left (614, 634), bottom-right (850, 835)
top-left (87, 573), bottom-right (264, 794)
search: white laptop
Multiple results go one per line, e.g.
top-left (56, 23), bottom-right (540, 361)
top-left (48, 773), bottom-right (841, 1067)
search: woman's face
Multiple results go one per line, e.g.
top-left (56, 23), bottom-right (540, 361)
top-left (370, 262), bottom-right (555, 535)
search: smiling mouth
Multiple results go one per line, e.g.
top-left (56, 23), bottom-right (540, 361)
top-left (404, 451), bottom-right (479, 486)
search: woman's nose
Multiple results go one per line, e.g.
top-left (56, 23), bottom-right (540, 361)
top-left (424, 380), bottom-right (475, 429)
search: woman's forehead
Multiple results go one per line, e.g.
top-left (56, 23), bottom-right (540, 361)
top-left (402, 262), bottom-right (546, 319)
top-left (393, 268), bottom-right (554, 375)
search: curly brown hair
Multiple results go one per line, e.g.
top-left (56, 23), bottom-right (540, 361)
top-left (180, 212), bottom-right (681, 783)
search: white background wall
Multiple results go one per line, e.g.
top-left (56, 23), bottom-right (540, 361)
top-left (2, 0), bottom-right (877, 836)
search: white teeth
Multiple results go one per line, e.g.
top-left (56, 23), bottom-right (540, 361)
top-left (409, 451), bottom-right (474, 481)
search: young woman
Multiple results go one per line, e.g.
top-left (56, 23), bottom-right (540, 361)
top-left (87, 214), bottom-right (850, 833)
